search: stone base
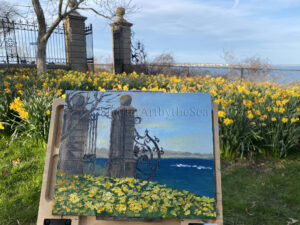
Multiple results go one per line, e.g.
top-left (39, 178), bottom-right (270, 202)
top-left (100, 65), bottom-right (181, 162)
top-left (106, 158), bottom-right (136, 178)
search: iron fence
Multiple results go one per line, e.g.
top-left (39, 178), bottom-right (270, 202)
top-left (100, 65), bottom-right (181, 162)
top-left (132, 63), bottom-right (300, 84)
top-left (92, 63), bottom-right (299, 84)
top-left (0, 18), bottom-right (94, 66)
top-left (0, 18), bottom-right (66, 65)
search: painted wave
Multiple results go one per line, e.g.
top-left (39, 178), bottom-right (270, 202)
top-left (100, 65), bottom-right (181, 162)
top-left (170, 163), bottom-right (212, 170)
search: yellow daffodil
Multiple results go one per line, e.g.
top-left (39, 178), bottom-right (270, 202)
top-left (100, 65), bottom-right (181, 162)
top-left (224, 118), bottom-right (233, 126)
top-left (218, 111), bottom-right (226, 118)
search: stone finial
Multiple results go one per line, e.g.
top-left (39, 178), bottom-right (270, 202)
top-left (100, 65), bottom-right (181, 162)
top-left (68, 0), bottom-right (78, 9)
top-left (120, 95), bottom-right (132, 106)
top-left (117, 95), bottom-right (136, 111)
top-left (112, 7), bottom-right (132, 27)
top-left (116, 7), bottom-right (125, 18)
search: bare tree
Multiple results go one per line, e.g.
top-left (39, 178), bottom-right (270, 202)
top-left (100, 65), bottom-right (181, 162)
top-left (221, 50), bottom-right (271, 82)
top-left (152, 52), bottom-right (175, 65)
top-left (131, 32), bottom-right (147, 65)
top-left (149, 52), bottom-right (175, 75)
top-left (31, 0), bottom-right (137, 75)
top-left (0, 1), bottom-right (20, 20)
top-left (0, 1), bottom-right (21, 51)
top-left (131, 40), bottom-right (147, 65)
top-left (61, 91), bottom-right (119, 142)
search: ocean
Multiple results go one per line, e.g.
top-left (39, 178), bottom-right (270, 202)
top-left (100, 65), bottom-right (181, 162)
top-left (96, 158), bottom-right (215, 198)
top-left (188, 66), bottom-right (300, 84)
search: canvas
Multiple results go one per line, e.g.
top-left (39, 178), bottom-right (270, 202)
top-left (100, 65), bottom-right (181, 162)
top-left (52, 91), bottom-right (216, 220)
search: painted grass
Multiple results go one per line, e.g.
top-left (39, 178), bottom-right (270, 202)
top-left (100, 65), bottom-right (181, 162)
top-left (52, 172), bottom-right (216, 219)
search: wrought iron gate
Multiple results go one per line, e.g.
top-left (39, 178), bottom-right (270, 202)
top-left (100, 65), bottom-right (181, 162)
top-left (133, 117), bottom-right (164, 180)
top-left (85, 24), bottom-right (94, 64)
top-left (83, 112), bottom-right (99, 172)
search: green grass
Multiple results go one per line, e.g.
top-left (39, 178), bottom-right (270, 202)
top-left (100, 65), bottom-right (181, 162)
top-left (222, 157), bottom-right (300, 225)
top-left (0, 136), bottom-right (46, 225)
top-left (0, 136), bottom-right (299, 225)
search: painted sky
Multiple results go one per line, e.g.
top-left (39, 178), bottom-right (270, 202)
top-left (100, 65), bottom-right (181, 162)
top-left (69, 91), bottom-right (214, 154)
top-left (11, 0), bottom-right (300, 64)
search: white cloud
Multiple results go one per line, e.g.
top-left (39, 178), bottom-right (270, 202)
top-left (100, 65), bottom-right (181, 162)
top-left (128, 0), bottom-right (300, 63)
top-left (13, 0), bottom-right (300, 64)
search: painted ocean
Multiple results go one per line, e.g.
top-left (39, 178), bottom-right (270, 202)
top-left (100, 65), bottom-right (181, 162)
top-left (96, 158), bottom-right (215, 198)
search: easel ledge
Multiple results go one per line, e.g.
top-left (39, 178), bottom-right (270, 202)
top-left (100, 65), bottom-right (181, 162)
top-left (36, 98), bottom-right (223, 225)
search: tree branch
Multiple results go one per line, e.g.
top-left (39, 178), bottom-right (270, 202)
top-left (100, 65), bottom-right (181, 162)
top-left (41, 16), bottom-right (62, 42)
top-left (60, 92), bottom-right (114, 142)
top-left (32, 0), bottom-right (46, 37)
top-left (63, 0), bottom-right (70, 14)
top-left (42, 0), bottom-right (85, 42)
top-left (77, 7), bottom-right (115, 20)
top-left (58, 0), bottom-right (63, 16)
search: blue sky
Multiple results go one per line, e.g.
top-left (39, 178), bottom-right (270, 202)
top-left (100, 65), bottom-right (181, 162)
top-left (13, 0), bottom-right (300, 64)
top-left (82, 0), bottom-right (300, 64)
top-left (72, 91), bottom-right (214, 154)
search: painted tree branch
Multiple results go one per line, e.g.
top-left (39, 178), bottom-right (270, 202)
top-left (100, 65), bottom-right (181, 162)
top-left (60, 92), bottom-right (119, 142)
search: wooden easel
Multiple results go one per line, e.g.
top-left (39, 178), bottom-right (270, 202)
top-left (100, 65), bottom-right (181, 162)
top-left (36, 98), bottom-right (223, 225)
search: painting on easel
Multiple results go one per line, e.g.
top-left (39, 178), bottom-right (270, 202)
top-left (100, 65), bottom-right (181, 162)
top-left (52, 91), bottom-right (216, 220)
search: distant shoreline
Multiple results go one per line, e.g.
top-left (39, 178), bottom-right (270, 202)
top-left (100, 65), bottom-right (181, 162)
top-left (96, 148), bottom-right (214, 159)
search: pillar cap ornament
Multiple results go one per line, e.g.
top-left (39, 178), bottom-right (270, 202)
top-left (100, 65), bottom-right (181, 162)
top-left (116, 95), bottom-right (136, 111)
top-left (116, 7), bottom-right (125, 18)
top-left (110, 7), bottom-right (133, 27)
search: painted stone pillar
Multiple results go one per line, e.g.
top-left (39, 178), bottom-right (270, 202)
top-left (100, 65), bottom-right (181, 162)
top-left (106, 95), bottom-right (137, 178)
top-left (110, 7), bottom-right (133, 74)
top-left (58, 95), bottom-right (89, 174)
top-left (64, 11), bottom-right (87, 71)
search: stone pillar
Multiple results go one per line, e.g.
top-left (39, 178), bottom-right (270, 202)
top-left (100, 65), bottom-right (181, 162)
top-left (64, 11), bottom-right (87, 71)
top-left (106, 95), bottom-right (137, 178)
top-left (110, 7), bottom-right (133, 74)
top-left (58, 95), bottom-right (89, 174)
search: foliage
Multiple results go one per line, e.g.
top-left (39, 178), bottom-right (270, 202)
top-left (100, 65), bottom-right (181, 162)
top-left (0, 68), bottom-right (299, 158)
top-left (0, 137), bottom-right (46, 225)
top-left (0, 69), bottom-right (56, 141)
top-left (53, 172), bottom-right (216, 219)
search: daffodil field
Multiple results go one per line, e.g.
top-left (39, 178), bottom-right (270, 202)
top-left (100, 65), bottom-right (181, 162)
top-left (52, 171), bottom-right (216, 219)
top-left (0, 68), bottom-right (299, 158)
